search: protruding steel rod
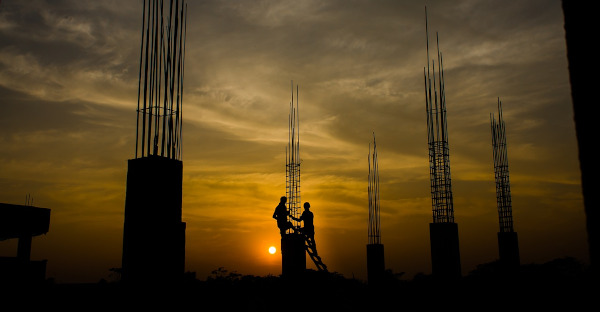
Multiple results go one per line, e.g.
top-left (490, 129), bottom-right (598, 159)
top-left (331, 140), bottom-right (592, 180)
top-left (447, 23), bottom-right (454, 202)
top-left (368, 132), bottom-right (381, 245)
top-left (424, 6), bottom-right (454, 224)
top-left (491, 98), bottom-right (514, 233)
top-left (135, 0), bottom-right (146, 159)
top-left (135, 0), bottom-right (187, 161)
top-left (286, 81), bottom-right (301, 228)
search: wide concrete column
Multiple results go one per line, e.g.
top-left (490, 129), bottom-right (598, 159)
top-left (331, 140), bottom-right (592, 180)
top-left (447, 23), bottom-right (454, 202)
top-left (498, 231), bottom-right (520, 270)
top-left (429, 222), bottom-right (461, 280)
top-left (367, 243), bottom-right (385, 286)
top-left (281, 233), bottom-right (305, 277)
top-left (122, 156), bottom-right (185, 285)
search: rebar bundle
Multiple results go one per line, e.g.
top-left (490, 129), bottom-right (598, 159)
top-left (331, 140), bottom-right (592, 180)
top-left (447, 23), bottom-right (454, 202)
top-left (424, 8), bottom-right (454, 224)
top-left (286, 81), bottom-right (301, 230)
top-left (135, 0), bottom-right (187, 160)
top-left (368, 133), bottom-right (381, 245)
top-left (491, 98), bottom-right (514, 233)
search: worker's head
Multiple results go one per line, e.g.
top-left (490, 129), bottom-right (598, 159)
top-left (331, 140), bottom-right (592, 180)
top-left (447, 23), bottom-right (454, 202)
top-left (304, 202), bottom-right (310, 209)
top-left (280, 196), bottom-right (287, 203)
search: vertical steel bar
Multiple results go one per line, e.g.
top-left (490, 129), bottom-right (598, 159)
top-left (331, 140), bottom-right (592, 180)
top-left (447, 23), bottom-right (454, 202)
top-left (141, 0), bottom-right (152, 157)
top-left (178, 2), bottom-right (187, 160)
top-left (136, 0), bottom-right (147, 158)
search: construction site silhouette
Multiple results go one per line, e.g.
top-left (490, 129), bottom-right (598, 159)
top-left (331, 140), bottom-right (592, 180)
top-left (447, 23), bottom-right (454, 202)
top-left (0, 1), bottom-right (595, 311)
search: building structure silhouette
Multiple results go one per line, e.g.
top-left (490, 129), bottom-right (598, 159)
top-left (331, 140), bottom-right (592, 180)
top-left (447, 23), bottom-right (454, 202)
top-left (366, 133), bottom-right (385, 286)
top-left (121, 0), bottom-right (188, 285)
top-left (0, 202), bottom-right (50, 286)
top-left (281, 81), bottom-right (306, 277)
top-left (490, 98), bottom-right (520, 270)
top-left (423, 7), bottom-right (461, 280)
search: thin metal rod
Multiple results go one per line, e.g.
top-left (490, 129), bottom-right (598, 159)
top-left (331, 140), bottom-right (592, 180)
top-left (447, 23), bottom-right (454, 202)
top-left (134, 0), bottom-right (186, 160)
top-left (491, 98), bottom-right (514, 233)
top-left (141, 0), bottom-right (151, 157)
top-left (178, 2), bottom-right (187, 160)
top-left (424, 6), bottom-right (454, 224)
top-left (135, 0), bottom-right (146, 158)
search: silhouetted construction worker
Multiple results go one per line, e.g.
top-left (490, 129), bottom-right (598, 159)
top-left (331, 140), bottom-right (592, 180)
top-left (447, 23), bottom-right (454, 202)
top-left (292, 202), bottom-right (314, 240)
top-left (293, 201), bottom-right (327, 271)
top-left (273, 196), bottom-right (293, 236)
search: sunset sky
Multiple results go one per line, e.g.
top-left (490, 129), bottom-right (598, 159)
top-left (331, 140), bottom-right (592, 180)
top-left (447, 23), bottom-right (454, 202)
top-left (0, 0), bottom-right (589, 284)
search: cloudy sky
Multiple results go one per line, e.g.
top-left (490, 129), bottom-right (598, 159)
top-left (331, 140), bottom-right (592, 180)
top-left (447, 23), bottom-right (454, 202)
top-left (0, 0), bottom-right (588, 284)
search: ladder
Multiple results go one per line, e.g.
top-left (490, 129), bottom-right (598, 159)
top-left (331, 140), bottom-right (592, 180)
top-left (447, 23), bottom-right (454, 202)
top-left (305, 235), bottom-right (328, 272)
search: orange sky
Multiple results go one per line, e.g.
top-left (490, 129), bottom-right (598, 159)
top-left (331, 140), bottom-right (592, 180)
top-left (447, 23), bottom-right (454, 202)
top-left (0, 0), bottom-right (589, 284)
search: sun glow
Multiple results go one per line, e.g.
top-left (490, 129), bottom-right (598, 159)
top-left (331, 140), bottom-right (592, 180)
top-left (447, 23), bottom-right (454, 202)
top-left (268, 246), bottom-right (276, 254)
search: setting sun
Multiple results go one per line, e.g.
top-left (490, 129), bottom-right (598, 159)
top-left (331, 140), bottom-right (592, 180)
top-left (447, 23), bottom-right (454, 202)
top-left (269, 246), bottom-right (276, 254)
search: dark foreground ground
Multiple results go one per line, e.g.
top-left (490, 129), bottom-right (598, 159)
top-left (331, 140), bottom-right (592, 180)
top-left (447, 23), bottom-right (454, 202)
top-left (1, 257), bottom-right (594, 311)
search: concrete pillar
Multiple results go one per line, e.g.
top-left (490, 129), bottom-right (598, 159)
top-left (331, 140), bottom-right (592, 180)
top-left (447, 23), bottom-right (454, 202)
top-left (367, 243), bottom-right (385, 286)
top-left (498, 231), bottom-right (520, 270)
top-left (281, 233), bottom-right (306, 277)
top-left (429, 222), bottom-right (461, 280)
top-left (121, 156), bottom-right (185, 285)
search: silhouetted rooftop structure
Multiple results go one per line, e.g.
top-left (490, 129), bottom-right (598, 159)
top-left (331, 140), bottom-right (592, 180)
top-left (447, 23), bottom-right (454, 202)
top-left (0, 202), bottom-right (51, 286)
top-left (0, 203), bottom-right (50, 240)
